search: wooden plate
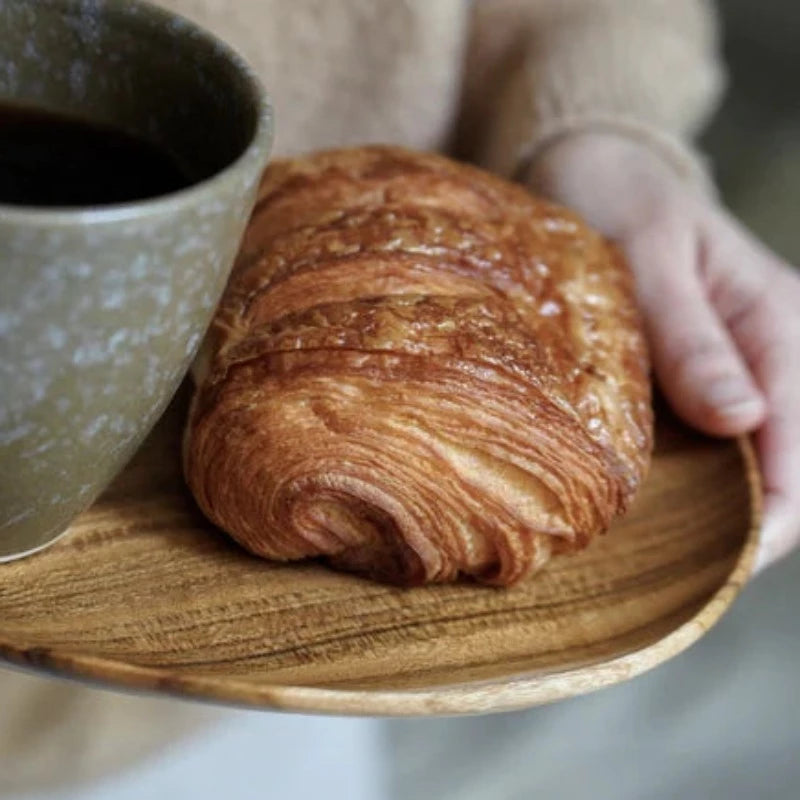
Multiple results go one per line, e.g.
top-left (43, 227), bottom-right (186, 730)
top-left (0, 385), bottom-right (761, 716)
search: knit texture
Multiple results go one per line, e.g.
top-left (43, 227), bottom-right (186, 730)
top-left (162, 0), bottom-right (725, 187)
top-left (461, 0), bottom-right (725, 190)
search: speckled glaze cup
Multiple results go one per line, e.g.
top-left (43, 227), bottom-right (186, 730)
top-left (0, 0), bottom-right (273, 560)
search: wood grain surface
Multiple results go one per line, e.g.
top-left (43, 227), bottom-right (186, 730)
top-left (0, 385), bottom-right (761, 716)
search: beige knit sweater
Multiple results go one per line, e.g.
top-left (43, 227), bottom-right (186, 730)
top-left (165, 0), bottom-right (724, 180)
top-left (0, 0), bottom-right (725, 794)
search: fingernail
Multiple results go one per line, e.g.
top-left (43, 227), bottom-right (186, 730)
top-left (707, 379), bottom-right (764, 420)
top-left (754, 497), bottom-right (796, 574)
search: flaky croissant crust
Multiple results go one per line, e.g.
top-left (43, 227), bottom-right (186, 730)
top-left (185, 146), bottom-right (652, 585)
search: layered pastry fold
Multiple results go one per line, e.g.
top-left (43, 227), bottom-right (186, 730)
top-left (184, 146), bottom-right (652, 585)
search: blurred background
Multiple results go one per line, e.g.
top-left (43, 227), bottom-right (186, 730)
top-left (703, 0), bottom-right (799, 263)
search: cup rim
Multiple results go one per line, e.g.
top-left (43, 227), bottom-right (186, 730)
top-left (0, 0), bottom-right (274, 227)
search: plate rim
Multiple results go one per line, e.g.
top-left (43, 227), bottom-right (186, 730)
top-left (0, 437), bottom-right (762, 717)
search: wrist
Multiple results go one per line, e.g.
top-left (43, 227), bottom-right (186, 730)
top-left (522, 115), bottom-right (717, 197)
top-left (527, 131), bottom-right (697, 239)
top-left (530, 130), bottom-right (681, 192)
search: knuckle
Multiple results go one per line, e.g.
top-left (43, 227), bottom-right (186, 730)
top-left (667, 338), bottom-right (734, 382)
top-left (711, 272), bottom-right (769, 331)
top-left (755, 338), bottom-right (795, 377)
top-left (634, 221), bottom-right (689, 261)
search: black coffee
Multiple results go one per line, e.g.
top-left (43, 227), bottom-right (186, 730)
top-left (0, 103), bottom-right (191, 208)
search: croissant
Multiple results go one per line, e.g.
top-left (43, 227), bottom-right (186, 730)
top-left (184, 146), bottom-right (652, 586)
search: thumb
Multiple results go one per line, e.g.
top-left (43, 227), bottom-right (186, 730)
top-left (624, 220), bottom-right (767, 437)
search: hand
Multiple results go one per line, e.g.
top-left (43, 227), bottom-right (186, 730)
top-left (530, 132), bottom-right (800, 571)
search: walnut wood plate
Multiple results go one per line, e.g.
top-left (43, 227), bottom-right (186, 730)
top-left (0, 385), bottom-right (761, 716)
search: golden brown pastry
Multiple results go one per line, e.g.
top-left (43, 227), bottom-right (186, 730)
top-left (184, 146), bottom-right (652, 586)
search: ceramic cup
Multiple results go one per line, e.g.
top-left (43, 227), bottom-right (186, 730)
top-left (0, 0), bottom-right (273, 560)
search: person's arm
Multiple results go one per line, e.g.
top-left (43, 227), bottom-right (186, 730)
top-left (462, 0), bottom-right (724, 187)
top-left (464, 0), bottom-right (800, 570)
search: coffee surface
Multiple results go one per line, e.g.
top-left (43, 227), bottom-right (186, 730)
top-left (0, 103), bottom-right (190, 208)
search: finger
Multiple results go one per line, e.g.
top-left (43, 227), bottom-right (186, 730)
top-left (754, 408), bottom-right (800, 572)
top-left (701, 213), bottom-right (800, 570)
top-left (751, 336), bottom-right (800, 571)
top-left (705, 211), bottom-right (794, 372)
top-left (626, 221), bottom-right (767, 437)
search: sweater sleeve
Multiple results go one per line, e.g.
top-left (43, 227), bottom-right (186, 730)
top-left (460, 0), bottom-right (726, 191)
